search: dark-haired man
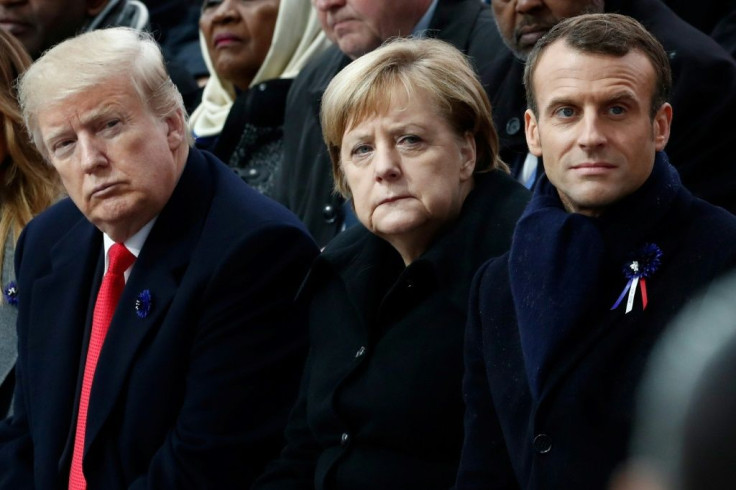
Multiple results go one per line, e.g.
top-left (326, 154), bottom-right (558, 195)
top-left (484, 0), bottom-right (736, 214)
top-left (457, 13), bottom-right (736, 490)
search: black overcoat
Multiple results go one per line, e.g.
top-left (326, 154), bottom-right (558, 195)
top-left (255, 171), bottom-right (530, 490)
top-left (0, 149), bottom-right (318, 489)
top-left (457, 167), bottom-right (736, 489)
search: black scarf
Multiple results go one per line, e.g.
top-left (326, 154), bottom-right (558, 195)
top-left (509, 152), bottom-right (681, 399)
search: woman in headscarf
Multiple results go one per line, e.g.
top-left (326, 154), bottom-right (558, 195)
top-left (190, 0), bottom-right (330, 196)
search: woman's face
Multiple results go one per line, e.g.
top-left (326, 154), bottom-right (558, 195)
top-left (200, 0), bottom-right (279, 91)
top-left (340, 87), bottom-right (476, 263)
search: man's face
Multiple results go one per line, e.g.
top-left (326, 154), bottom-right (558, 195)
top-left (524, 41), bottom-right (672, 217)
top-left (311, 0), bottom-right (431, 59)
top-left (492, 0), bottom-right (604, 59)
top-left (0, 0), bottom-right (103, 58)
top-left (37, 79), bottom-right (187, 242)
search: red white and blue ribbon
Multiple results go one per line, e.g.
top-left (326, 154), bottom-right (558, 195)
top-left (611, 243), bottom-right (662, 314)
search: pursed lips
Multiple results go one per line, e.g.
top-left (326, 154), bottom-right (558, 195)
top-left (213, 33), bottom-right (242, 48)
top-left (377, 195), bottom-right (411, 207)
top-left (89, 181), bottom-right (122, 199)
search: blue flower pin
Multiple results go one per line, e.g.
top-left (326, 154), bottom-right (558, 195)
top-left (135, 289), bottom-right (152, 318)
top-left (611, 243), bottom-right (663, 314)
top-left (3, 281), bottom-right (17, 306)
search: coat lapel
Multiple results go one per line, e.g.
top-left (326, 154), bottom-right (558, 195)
top-left (82, 148), bottom-right (213, 459)
top-left (26, 215), bottom-right (101, 467)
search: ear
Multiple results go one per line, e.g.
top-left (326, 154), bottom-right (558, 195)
top-left (652, 102), bottom-right (672, 151)
top-left (458, 131), bottom-right (477, 180)
top-left (164, 109), bottom-right (186, 151)
top-left (86, 0), bottom-right (109, 17)
top-left (524, 109), bottom-right (542, 157)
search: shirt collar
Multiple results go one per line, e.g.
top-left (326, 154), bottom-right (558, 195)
top-left (102, 217), bottom-right (157, 275)
top-left (412, 0), bottom-right (439, 36)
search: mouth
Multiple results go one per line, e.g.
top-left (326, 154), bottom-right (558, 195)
top-left (377, 195), bottom-right (411, 207)
top-left (89, 182), bottom-right (121, 199)
top-left (0, 18), bottom-right (30, 35)
top-left (515, 25), bottom-right (550, 49)
top-left (570, 162), bottom-right (617, 176)
top-left (213, 33), bottom-right (243, 48)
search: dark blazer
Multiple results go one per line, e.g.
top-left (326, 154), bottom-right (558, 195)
top-left (457, 178), bottom-right (736, 489)
top-left (274, 0), bottom-right (505, 247)
top-left (0, 148), bottom-right (319, 489)
top-left (255, 171), bottom-right (530, 490)
top-left (483, 0), bottom-right (736, 212)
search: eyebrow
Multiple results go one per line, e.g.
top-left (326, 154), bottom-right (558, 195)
top-left (544, 90), bottom-right (639, 113)
top-left (44, 104), bottom-right (122, 144)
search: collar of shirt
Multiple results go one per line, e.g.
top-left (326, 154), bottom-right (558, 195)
top-left (102, 217), bottom-right (157, 282)
top-left (412, 0), bottom-right (439, 36)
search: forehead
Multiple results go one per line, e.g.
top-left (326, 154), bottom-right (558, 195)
top-left (38, 80), bottom-right (141, 134)
top-left (344, 84), bottom-right (441, 133)
top-left (348, 0), bottom-right (428, 21)
top-left (533, 41), bottom-right (656, 107)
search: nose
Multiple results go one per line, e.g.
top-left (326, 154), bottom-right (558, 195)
top-left (312, 0), bottom-right (345, 11)
top-left (515, 0), bottom-right (544, 13)
top-left (577, 112), bottom-right (607, 149)
top-left (373, 146), bottom-right (402, 183)
top-left (78, 136), bottom-right (108, 173)
top-left (209, 0), bottom-right (238, 22)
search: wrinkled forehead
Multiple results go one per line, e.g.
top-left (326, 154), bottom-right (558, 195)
top-left (343, 81), bottom-right (443, 136)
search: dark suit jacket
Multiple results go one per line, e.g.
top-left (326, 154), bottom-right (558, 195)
top-left (0, 148), bottom-right (318, 489)
top-left (483, 0), bottom-right (736, 212)
top-left (456, 174), bottom-right (736, 489)
top-left (274, 0), bottom-right (505, 247)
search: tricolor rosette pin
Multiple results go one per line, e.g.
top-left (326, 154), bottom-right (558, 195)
top-left (611, 243), bottom-right (663, 314)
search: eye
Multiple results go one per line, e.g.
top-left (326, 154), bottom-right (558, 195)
top-left (554, 107), bottom-right (576, 118)
top-left (351, 143), bottom-right (372, 156)
top-left (51, 139), bottom-right (76, 158)
top-left (398, 134), bottom-right (422, 146)
top-left (202, 0), bottom-right (222, 11)
top-left (608, 105), bottom-right (626, 116)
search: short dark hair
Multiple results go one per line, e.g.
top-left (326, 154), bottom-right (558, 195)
top-left (523, 13), bottom-right (672, 119)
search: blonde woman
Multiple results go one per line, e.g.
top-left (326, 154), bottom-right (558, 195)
top-left (0, 29), bottom-right (61, 417)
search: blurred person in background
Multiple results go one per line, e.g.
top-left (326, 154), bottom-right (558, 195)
top-left (190, 0), bottom-right (330, 197)
top-left (0, 28), bottom-right (61, 419)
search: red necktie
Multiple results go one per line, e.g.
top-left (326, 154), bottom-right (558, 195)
top-left (69, 243), bottom-right (135, 490)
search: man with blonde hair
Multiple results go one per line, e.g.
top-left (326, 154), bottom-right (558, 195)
top-left (0, 27), bottom-right (317, 489)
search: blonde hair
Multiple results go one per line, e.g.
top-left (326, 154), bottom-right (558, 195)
top-left (321, 37), bottom-right (508, 198)
top-left (18, 26), bottom-right (190, 155)
top-left (0, 29), bottom-right (61, 282)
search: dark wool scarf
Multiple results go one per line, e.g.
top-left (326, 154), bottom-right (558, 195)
top-left (509, 152), bottom-right (681, 400)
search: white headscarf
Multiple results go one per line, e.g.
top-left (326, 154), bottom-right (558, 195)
top-left (189, 0), bottom-right (331, 138)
